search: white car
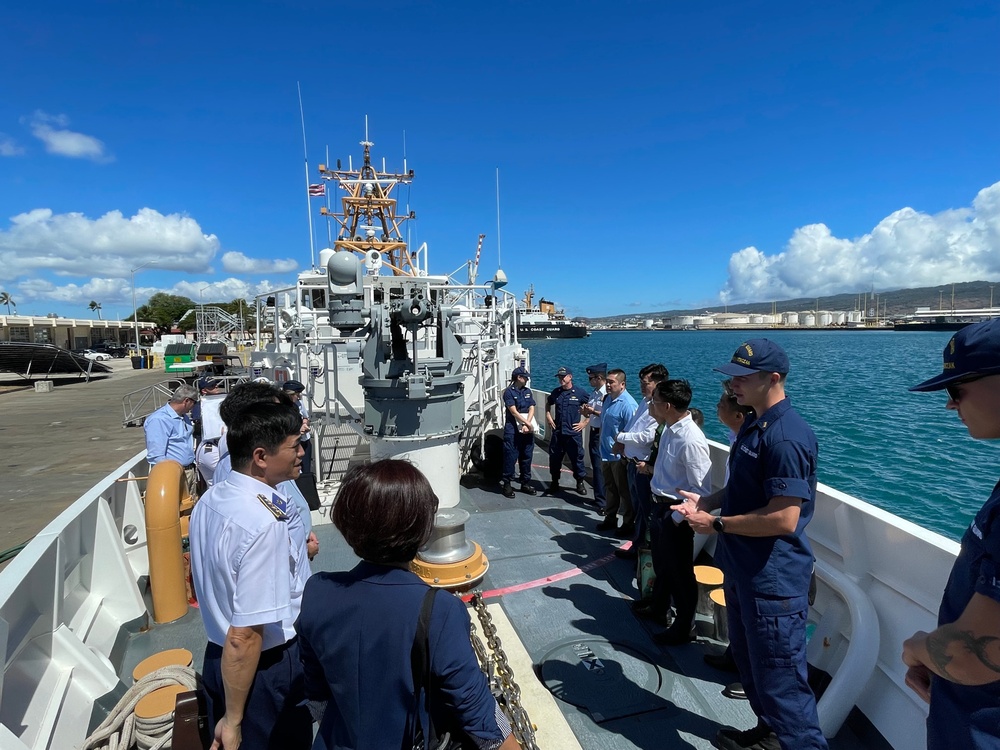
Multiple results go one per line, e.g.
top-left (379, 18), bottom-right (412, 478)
top-left (76, 349), bottom-right (111, 361)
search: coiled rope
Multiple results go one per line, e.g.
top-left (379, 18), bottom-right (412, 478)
top-left (81, 665), bottom-right (197, 750)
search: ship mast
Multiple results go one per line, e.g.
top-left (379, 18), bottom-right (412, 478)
top-left (318, 138), bottom-right (417, 276)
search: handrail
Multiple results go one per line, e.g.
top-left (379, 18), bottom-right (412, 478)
top-left (814, 559), bottom-right (881, 738)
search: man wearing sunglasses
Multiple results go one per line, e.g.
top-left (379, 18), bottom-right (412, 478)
top-left (904, 318), bottom-right (1000, 750)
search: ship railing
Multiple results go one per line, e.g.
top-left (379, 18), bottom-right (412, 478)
top-left (0, 451), bottom-right (150, 750)
top-left (121, 379), bottom-right (187, 427)
top-left (703, 441), bottom-right (954, 748)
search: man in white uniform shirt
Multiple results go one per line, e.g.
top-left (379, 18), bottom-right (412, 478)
top-left (190, 401), bottom-right (313, 750)
top-left (638, 379), bottom-right (712, 646)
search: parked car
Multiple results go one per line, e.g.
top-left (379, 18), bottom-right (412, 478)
top-left (92, 344), bottom-right (128, 358)
top-left (72, 349), bottom-right (112, 361)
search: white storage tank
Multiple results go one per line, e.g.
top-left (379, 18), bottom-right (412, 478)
top-left (847, 310), bottom-right (863, 323)
top-left (833, 311), bottom-right (847, 325)
top-left (669, 316), bottom-right (696, 328)
top-left (694, 317), bottom-right (716, 327)
top-left (644, 319), bottom-right (655, 329)
top-left (783, 312), bottom-right (800, 326)
top-left (802, 313), bottom-right (816, 327)
top-left (749, 315), bottom-right (764, 325)
top-left (761, 314), bottom-right (780, 325)
top-left (818, 311), bottom-right (833, 326)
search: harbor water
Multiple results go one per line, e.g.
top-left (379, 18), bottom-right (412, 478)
top-left (525, 329), bottom-right (997, 542)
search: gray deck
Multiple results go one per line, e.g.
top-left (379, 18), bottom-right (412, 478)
top-left (115, 461), bottom-right (877, 749)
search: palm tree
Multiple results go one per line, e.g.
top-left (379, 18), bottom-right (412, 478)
top-left (0, 292), bottom-right (14, 314)
top-left (88, 300), bottom-right (103, 320)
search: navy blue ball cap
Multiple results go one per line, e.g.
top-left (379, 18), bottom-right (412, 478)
top-left (714, 339), bottom-right (790, 377)
top-left (511, 366), bottom-right (530, 379)
top-left (198, 376), bottom-right (223, 390)
top-left (910, 318), bottom-right (1000, 392)
top-left (282, 379), bottom-right (306, 393)
top-left (555, 366), bottom-right (573, 377)
top-left (586, 362), bottom-right (608, 376)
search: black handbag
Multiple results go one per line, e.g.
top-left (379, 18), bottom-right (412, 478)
top-left (409, 589), bottom-right (473, 750)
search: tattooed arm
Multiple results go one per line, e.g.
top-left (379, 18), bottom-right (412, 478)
top-left (903, 593), bottom-right (1000, 701)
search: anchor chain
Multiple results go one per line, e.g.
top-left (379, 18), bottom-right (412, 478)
top-left (468, 591), bottom-right (539, 750)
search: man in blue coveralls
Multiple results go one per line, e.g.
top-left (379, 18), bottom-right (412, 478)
top-left (673, 339), bottom-right (827, 750)
top-left (545, 366), bottom-right (590, 494)
top-left (501, 366), bottom-right (537, 498)
top-left (903, 319), bottom-right (1000, 750)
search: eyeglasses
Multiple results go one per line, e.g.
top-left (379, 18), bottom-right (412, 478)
top-left (946, 375), bottom-right (983, 402)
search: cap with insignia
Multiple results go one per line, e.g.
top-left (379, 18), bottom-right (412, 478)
top-left (511, 366), bottom-right (530, 380)
top-left (586, 363), bottom-right (607, 377)
top-left (555, 366), bottom-right (573, 377)
top-left (282, 380), bottom-right (306, 393)
top-left (714, 339), bottom-right (789, 377)
top-left (910, 318), bottom-right (1000, 392)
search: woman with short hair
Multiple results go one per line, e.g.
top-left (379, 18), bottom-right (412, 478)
top-left (295, 460), bottom-right (518, 750)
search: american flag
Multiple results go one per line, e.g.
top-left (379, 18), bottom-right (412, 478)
top-left (308, 183), bottom-right (325, 197)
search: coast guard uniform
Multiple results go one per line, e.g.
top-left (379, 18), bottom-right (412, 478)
top-left (547, 374), bottom-right (590, 486)
top-left (189, 471), bottom-right (312, 748)
top-left (585, 363), bottom-right (607, 509)
top-left (926, 482), bottom-right (1000, 748)
top-left (502, 374), bottom-right (535, 485)
top-left (717, 398), bottom-right (827, 749)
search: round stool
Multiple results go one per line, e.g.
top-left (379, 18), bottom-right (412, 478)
top-left (694, 565), bottom-right (724, 616)
top-left (135, 684), bottom-right (188, 720)
top-left (132, 648), bottom-right (193, 683)
top-left (710, 588), bottom-right (729, 643)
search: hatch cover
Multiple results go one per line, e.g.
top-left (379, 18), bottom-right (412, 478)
top-left (539, 638), bottom-right (672, 723)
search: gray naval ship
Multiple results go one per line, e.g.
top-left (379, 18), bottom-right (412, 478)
top-left (0, 138), bottom-right (951, 750)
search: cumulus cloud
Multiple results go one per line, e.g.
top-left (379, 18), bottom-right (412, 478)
top-left (221, 251), bottom-right (297, 274)
top-left (0, 133), bottom-right (24, 156)
top-left (720, 181), bottom-right (1000, 303)
top-left (16, 277), bottom-right (130, 305)
top-left (25, 111), bottom-right (112, 162)
top-left (0, 207), bottom-right (219, 281)
top-left (170, 278), bottom-right (276, 303)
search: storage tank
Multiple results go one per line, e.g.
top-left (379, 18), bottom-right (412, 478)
top-left (644, 319), bottom-right (655, 329)
top-left (669, 316), bottom-right (696, 329)
top-left (847, 310), bottom-right (863, 324)
top-left (801, 313), bottom-right (816, 327)
top-left (833, 311), bottom-right (846, 325)
top-left (693, 317), bottom-right (716, 327)
top-left (749, 315), bottom-right (764, 325)
top-left (783, 312), bottom-right (799, 326)
top-left (761, 314), bottom-right (779, 325)
top-left (818, 311), bottom-right (833, 326)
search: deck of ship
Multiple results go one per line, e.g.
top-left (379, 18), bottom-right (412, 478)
top-left (117, 459), bottom-right (882, 750)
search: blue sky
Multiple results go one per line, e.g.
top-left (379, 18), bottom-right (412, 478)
top-left (1, 0), bottom-right (999, 320)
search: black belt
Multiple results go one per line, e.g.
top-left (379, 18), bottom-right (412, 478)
top-left (651, 493), bottom-right (677, 504)
top-left (591, 426), bottom-right (601, 433)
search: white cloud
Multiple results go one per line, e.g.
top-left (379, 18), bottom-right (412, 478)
top-left (0, 207), bottom-right (220, 281)
top-left (25, 110), bottom-right (112, 162)
top-left (720, 181), bottom-right (1000, 303)
top-left (221, 251), bottom-right (297, 274)
top-left (15, 277), bottom-right (130, 305)
top-left (0, 133), bottom-right (25, 156)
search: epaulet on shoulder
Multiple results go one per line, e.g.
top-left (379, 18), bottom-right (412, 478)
top-left (256, 493), bottom-right (287, 520)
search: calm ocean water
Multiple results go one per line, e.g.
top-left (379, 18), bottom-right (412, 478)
top-left (524, 330), bottom-right (998, 542)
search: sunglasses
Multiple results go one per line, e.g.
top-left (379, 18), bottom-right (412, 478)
top-left (946, 375), bottom-right (983, 402)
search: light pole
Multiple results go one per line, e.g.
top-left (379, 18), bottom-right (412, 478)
top-left (130, 262), bottom-right (155, 352)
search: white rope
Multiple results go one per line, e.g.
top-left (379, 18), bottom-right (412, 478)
top-left (81, 665), bottom-right (197, 750)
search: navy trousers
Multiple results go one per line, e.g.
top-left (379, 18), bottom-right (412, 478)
top-left (627, 462), bottom-right (652, 539)
top-left (549, 433), bottom-right (586, 481)
top-left (202, 638), bottom-right (312, 750)
top-left (503, 429), bottom-right (535, 482)
top-left (724, 584), bottom-right (828, 750)
top-left (588, 427), bottom-right (605, 507)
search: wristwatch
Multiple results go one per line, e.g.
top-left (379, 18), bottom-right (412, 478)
top-left (712, 517), bottom-right (726, 534)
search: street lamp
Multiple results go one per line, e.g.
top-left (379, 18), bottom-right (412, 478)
top-left (131, 262), bottom-right (156, 352)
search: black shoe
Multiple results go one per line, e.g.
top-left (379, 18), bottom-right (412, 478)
top-left (632, 602), bottom-right (672, 627)
top-left (653, 624), bottom-right (695, 646)
top-left (520, 482), bottom-right (537, 496)
top-left (704, 650), bottom-right (740, 673)
top-left (576, 479), bottom-right (587, 495)
top-left (614, 546), bottom-right (638, 560)
top-left (716, 721), bottom-right (778, 750)
top-left (501, 481), bottom-right (515, 499)
top-left (548, 481), bottom-right (560, 493)
top-left (596, 516), bottom-right (618, 532)
top-left (722, 682), bottom-right (747, 700)
top-left (615, 522), bottom-right (636, 539)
